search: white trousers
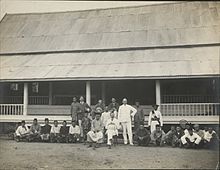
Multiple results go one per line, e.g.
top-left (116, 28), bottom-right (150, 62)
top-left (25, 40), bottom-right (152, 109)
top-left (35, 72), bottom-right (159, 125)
top-left (121, 122), bottom-right (133, 144)
top-left (150, 121), bottom-right (159, 133)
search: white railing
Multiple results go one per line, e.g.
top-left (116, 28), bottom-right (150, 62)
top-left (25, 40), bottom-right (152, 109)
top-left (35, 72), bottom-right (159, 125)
top-left (161, 103), bottom-right (220, 116)
top-left (0, 104), bottom-right (24, 115)
top-left (162, 95), bottom-right (217, 103)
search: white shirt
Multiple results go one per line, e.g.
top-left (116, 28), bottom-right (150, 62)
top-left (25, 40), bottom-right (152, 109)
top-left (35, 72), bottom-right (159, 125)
top-left (50, 125), bottom-right (60, 134)
top-left (105, 118), bottom-right (120, 130)
top-left (148, 110), bottom-right (163, 126)
top-left (69, 125), bottom-right (80, 134)
top-left (118, 104), bottom-right (137, 123)
top-left (101, 111), bottom-right (111, 127)
top-left (204, 131), bottom-right (216, 142)
top-left (15, 125), bottom-right (30, 136)
top-left (181, 132), bottom-right (201, 145)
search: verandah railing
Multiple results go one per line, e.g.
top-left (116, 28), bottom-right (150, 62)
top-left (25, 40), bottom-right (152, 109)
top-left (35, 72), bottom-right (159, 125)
top-left (160, 103), bottom-right (220, 116)
top-left (0, 103), bottom-right (219, 116)
top-left (162, 95), bottom-right (217, 103)
top-left (0, 104), bottom-right (24, 115)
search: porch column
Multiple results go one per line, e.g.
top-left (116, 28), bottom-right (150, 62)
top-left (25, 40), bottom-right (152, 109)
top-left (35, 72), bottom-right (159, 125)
top-left (101, 81), bottom-right (106, 104)
top-left (23, 83), bottom-right (28, 115)
top-left (156, 80), bottom-right (161, 109)
top-left (49, 82), bottom-right (53, 105)
top-left (86, 81), bottom-right (91, 106)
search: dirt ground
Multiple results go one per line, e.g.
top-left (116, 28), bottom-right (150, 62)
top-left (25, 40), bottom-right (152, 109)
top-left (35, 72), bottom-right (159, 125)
top-left (0, 139), bottom-right (219, 170)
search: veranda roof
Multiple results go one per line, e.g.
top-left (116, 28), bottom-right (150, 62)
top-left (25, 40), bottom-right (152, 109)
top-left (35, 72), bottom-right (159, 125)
top-left (0, 46), bottom-right (219, 82)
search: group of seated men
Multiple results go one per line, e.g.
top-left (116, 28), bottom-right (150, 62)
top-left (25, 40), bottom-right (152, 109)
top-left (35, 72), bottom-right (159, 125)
top-left (15, 118), bottom-right (80, 143)
top-left (14, 111), bottom-right (219, 150)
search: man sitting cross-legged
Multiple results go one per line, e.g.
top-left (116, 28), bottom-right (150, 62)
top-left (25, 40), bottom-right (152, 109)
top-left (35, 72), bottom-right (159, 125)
top-left (59, 120), bottom-right (69, 143)
top-left (181, 127), bottom-right (201, 149)
top-left (203, 127), bottom-right (219, 149)
top-left (151, 124), bottom-right (166, 146)
top-left (135, 122), bottom-right (151, 147)
top-left (87, 111), bottom-right (104, 150)
top-left (172, 126), bottom-right (184, 147)
top-left (29, 118), bottom-right (41, 142)
top-left (15, 120), bottom-right (30, 142)
top-left (163, 125), bottom-right (176, 146)
top-left (105, 110), bottom-right (120, 149)
top-left (50, 120), bottom-right (61, 143)
top-left (40, 118), bottom-right (51, 142)
top-left (69, 120), bottom-right (80, 143)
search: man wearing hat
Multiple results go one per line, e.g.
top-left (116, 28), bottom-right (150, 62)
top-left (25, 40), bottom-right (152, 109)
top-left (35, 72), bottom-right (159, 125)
top-left (15, 120), bottom-right (30, 142)
top-left (148, 104), bottom-right (163, 133)
top-left (40, 118), bottom-right (51, 142)
top-left (87, 109), bottom-right (104, 149)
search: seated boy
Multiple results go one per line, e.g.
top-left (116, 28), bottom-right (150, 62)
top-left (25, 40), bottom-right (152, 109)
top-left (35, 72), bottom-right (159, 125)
top-left (181, 127), bottom-right (201, 149)
top-left (135, 122), bottom-right (151, 147)
top-left (163, 125), bottom-right (176, 146)
top-left (40, 118), bottom-right (51, 142)
top-left (172, 126), bottom-right (184, 147)
top-left (15, 120), bottom-right (30, 142)
top-left (203, 127), bottom-right (219, 149)
top-left (151, 125), bottom-right (166, 146)
top-left (82, 112), bottom-right (91, 144)
top-left (87, 112), bottom-right (103, 149)
top-left (193, 124), bottom-right (205, 148)
top-left (59, 120), bottom-right (69, 143)
top-left (29, 118), bottom-right (41, 142)
top-left (50, 120), bottom-right (60, 143)
top-left (69, 120), bottom-right (80, 143)
top-left (105, 111), bottom-right (120, 149)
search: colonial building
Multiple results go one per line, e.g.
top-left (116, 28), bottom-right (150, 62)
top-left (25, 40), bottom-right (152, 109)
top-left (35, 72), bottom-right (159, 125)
top-left (0, 1), bottom-right (219, 126)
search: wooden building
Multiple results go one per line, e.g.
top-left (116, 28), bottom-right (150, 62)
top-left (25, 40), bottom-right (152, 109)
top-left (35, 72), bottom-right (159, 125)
top-left (0, 1), bottom-right (219, 125)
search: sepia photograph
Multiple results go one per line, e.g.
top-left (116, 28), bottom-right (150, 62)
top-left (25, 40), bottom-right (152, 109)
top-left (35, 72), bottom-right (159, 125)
top-left (0, 0), bottom-right (219, 169)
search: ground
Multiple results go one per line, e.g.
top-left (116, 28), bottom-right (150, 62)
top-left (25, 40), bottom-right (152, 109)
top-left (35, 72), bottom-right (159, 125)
top-left (0, 139), bottom-right (219, 170)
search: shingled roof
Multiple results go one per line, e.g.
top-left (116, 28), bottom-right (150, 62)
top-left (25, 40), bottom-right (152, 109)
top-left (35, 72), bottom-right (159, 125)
top-left (0, 1), bottom-right (219, 53)
top-left (0, 1), bottom-right (219, 82)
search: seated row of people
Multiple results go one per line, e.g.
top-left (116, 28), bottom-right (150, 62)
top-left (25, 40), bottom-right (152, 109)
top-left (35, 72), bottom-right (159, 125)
top-left (14, 115), bottom-right (219, 150)
top-left (15, 118), bottom-right (81, 143)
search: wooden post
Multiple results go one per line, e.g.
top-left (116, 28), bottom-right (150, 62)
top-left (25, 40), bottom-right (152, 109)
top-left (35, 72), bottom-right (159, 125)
top-left (156, 80), bottom-right (161, 110)
top-left (23, 83), bottom-right (28, 115)
top-left (49, 82), bottom-right (53, 105)
top-left (86, 81), bottom-right (91, 106)
top-left (101, 81), bottom-right (106, 104)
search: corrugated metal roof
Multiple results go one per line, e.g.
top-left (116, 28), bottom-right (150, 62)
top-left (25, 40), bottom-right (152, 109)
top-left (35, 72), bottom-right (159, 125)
top-left (0, 46), bottom-right (219, 82)
top-left (0, 1), bottom-right (220, 53)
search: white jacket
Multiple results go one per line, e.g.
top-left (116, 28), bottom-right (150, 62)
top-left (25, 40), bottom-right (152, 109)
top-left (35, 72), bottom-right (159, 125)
top-left (181, 132), bottom-right (201, 145)
top-left (118, 104), bottom-right (137, 123)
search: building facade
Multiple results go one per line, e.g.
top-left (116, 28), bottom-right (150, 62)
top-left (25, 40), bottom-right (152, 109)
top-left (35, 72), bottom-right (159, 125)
top-left (0, 1), bottom-right (219, 126)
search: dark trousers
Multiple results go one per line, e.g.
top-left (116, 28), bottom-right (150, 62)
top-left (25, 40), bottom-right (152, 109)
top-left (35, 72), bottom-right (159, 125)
top-left (137, 136), bottom-right (151, 146)
top-left (183, 138), bottom-right (199, 149)
top-left (50, 133), bottom-right (59, 143)
top-left (69, 134), bottom-right (80, 143)
top-left (28, 133), bottom-right (41, 142)
top-left (15, 134), bottom-right (30, 142)
top-left (59, 134), bottom-right (69, 143)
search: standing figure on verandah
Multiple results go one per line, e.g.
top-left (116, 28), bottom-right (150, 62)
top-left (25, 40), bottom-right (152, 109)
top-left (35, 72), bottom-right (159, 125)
top-left (70, 96), bottom-right (80, 122)
top-left (118, 98), bottom-right (137, 146)
top-left (134, 101), bottom-right (145, 131)
top-left (78, 96), bottom-right (91, 139)
top-left (148, 104), bottom-right (163, 133)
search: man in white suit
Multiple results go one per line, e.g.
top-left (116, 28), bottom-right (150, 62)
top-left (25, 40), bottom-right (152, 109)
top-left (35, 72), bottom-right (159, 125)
top-left (118, 98), bottom-right (137, 145)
